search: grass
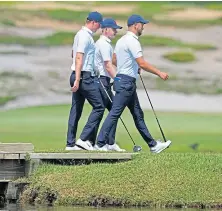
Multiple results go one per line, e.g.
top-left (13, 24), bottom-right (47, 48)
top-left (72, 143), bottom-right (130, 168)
top-left (0, 32), bottom-right (216, 50)
top-left (0, 104), bottom-right (222, 153)
top-left (0, 96), bottom-right (16, 106)
top-left (1, 19), bottom-right (16, 26)
top-left (0, 71), bottom-right (32, 79)
top-left (0, 2), bottom-right (221, 29)
top-left (0, 50), bottom-right (28, 55)
top-left (163, 51), bottom-right (196, 63)
top-left (154, 18), bottom-right (222, 28)
top-left (44, 9), bottom-right (90, 23)
top-left (38, 3), bottom-right (222, 28)
top-left (20, 152), bottom-right (222, 208)
top-left (1, 104), bottom-right (221, 207)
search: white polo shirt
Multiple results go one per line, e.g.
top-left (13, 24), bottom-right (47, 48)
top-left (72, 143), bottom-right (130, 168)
top-left (71, 26), bottom-right (95, 76)
top-left (114, 31), bottom-right (143, 79)
top-left (94, 35), bottom-right (113, 78)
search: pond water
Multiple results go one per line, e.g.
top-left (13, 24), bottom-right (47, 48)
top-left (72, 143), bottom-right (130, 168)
top-left (0, 204), bottom-right (202, 211)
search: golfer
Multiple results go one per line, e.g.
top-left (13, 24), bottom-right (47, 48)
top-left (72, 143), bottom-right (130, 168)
top-left (93, 18), bottom-right (125, 152)
top-left (66, 11), bottom-right (105, 151)
top-left (97, 14), bottom-right (172, 153)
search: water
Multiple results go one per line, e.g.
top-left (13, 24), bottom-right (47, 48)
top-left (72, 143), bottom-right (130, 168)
top-left (0, 204), bottom-right (202, 211)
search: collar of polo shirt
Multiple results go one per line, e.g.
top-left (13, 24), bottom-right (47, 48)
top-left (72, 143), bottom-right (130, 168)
top-left (100, 35), bottom-right (111, 43)
top-left (126, 31), bottom-right (139, 40)
top-left (82, 26), bottom-right (93, 35)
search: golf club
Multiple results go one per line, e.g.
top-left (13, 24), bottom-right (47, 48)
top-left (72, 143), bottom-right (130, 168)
top-left (99, 79), bottom-right (142, 152)
top-left (139, 74), bottom-right (167, 142)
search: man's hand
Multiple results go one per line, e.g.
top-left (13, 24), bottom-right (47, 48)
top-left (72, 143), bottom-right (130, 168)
top-left (158, 72), bottom-right (169, 80)
top-left (71, 80), bottom-right (80, 92)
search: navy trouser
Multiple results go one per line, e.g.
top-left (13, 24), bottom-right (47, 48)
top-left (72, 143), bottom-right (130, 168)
top-left (66, 71), bottom-right (105, 147)
top-left (97, 74), bottom-right (157, 148)
top-left (98, 76), bottom-right (117, 145)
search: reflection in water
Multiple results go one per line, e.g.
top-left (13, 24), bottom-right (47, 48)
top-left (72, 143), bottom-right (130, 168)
top-left (0, 204), bottom-right (201, 211)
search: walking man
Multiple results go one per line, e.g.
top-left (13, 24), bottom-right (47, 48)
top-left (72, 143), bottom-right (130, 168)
top-left (97, 14), bottom-right (172, 153)
top-left (66, 11), bottom-right (105, 151)
top-left (93, 18), bottom-right (125, 152)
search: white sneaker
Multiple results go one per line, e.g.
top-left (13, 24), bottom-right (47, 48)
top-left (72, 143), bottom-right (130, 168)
top-left (150, 140), bottom-right (172, 154)
top-left (76, 139), bottom-right (94, 151)
top-left (65, 145), bottom-right (83, 151)
top-left (107, 143), bottom-right (126, 152)
top-left (94, 144), bottom-right (108, 151)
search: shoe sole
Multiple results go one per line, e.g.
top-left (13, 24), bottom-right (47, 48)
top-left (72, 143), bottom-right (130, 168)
top-left (65, 146), bottom-right (83, 151)
top-left (153, 141), bottom-right (172, 154)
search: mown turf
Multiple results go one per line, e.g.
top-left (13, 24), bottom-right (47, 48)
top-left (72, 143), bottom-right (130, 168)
top-left (0, 104), bottom-right (222, 153)
top-left (20, 152), bottom-right (222, 208)
top-left (0, 32), bottom-right (216, 50)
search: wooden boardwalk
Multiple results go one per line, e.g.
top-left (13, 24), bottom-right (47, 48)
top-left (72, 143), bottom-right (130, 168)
top-left (0, 143), bottom-right (134, 180)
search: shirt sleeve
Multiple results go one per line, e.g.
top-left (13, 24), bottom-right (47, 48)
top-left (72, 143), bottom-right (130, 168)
top-left (100, 43), bottom-right (112, 62)
top-left (128, 39), bottom-right (143, 59)
top-left (75, 34), bottom-right (89, 54)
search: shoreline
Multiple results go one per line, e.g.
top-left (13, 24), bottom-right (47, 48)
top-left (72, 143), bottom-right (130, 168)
top-left (1, 90), bottom-right (222, 113)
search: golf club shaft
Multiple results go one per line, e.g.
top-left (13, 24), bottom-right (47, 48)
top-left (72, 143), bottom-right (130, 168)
top-left (139, 74), bottom-right (167, 142)
top-left (99, 79), bottom-right (136, 145)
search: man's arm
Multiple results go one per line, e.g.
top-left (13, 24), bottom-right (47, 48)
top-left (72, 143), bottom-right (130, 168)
top-left (71, 52), bottom-right (83, 92)
top-left (75, 52), bottom-right (84, 81)
top-left (71, 35), bottom-right (88, 92)
top-left (112, 53), bottom-right (117, 67)
top-left (136, 57), bottom-right (168, 80)
top-left (104, 61), bottom-right (116, 78)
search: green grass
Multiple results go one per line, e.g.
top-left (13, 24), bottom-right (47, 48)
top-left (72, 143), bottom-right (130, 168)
top-left (20, 152), bottom-right (222, 207)
top-left (44, 9), bottom-right (90, 23)
top-left (163, 51), bottom-right (196, 63)
top-left (0, 32), bottom-right (216, 50)
top-left (154, 18), bottom-right (222, 28)
top-left (41, 3), bottom-right (222, 28)
top-left (0, 71), bottom-right (32, 79)
top-left (0, 50), bottom-right (28, 55)
top-left (1, 19), bottom-right (16, 26)
top-left (0, 96), bottom-right (16, 106)
top-left (0, 104), bottom-right (222, 153)
top-left (1, 2), bottom-right (222, 28)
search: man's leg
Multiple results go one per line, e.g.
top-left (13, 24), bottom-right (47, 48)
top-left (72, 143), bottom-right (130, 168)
top-left (127, 90), bottom-right (156, 148)
top-left (105, 88), bottom-right (118, 145)
top-left (97, 79), bottom-right (133, 147)
top-left (78, 77), bottom-right (105, 146)
top-left (66, 73), bottom-right (85, 147)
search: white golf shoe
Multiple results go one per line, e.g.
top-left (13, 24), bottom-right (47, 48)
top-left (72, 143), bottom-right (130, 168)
top-left (150, 140), bottom-right (172, 154)
top-left (65, 145), bottom-right (83, 151)
top-left (94, 144), bottom-right (108, 151)
top-left (76, 139), bottom-right (94, 151)
top-left (107, 143), bottom-right (126, 152)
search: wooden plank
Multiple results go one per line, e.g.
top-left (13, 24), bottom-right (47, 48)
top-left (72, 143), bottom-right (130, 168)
top-left (0, 143), bottom-right (34, 153)
top-left (0, 152), bottom-right (134, 160)
top-left (0, 153), bottom-right (21, 159)
top-left (0, 180), bottom-right (11, 182)
top-left (28, 152), bottom-right (133, 160)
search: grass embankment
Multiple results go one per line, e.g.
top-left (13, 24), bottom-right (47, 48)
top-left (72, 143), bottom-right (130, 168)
top-left (163, 51), bottom-right (196, 63)
top-left (20, 152), bottom-right (222, 208)
top-left (0, 96), bottom-right (16, 106)
top-left (1, 2), bottom-right (222, 28)
top-left (0, 104), bottom-right (222, 153)
top-left (0, 32), bottom-right (216, 50)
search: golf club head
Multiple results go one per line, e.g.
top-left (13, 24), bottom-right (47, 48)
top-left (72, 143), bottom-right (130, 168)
top-left (133, 145), bottom-right (142, 152)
